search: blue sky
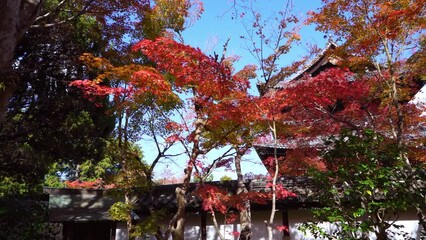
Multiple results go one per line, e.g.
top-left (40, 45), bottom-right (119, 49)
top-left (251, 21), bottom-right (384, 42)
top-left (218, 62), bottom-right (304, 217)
top-left (181, 0), bottom-right (327, 93)
top-left (143, 0), bottom-right (330, 181)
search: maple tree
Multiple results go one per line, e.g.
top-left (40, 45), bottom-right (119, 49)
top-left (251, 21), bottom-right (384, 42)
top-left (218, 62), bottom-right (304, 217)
top-left (293, 0), bottom-right (425, 146)
top-left (234, 1), bottom-right (309, 239)
top-left (73, 38), bottom-right (247, 240)
top-left (131, 36), bottom-right (258, 240)
top-left (274, 62), bottom-right (425, 240)
top-left (256, 0), bottom-right (426, 239)
top-left (1, 0), bottom-right (201, 238)
top-left (71, 23), bottom-right (290, 239)
top-left (64, 2), bottom-right (206, 238)
top-left (271, 0), bottom-right (426, 168)
top-left (186, 51), bottom-right (262, 239)
top-left (196, 181), bottom-right (295, 240)
top-left (181, 5), bottom-right (308, 233)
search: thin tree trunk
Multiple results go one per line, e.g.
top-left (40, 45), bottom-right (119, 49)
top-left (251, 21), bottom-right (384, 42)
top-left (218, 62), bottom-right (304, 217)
top-left (417, 208), bottom-right (426, 238)
top-left (123, 111), bottom-right (136, 239)
top-left (210, 210), bottom-right (225, 240)
top-left (235, 147), bottom-right (252, 240)
top-left (380, 38), bottom-right (408, 165)
top-left (266, 121), bottom-right (279, 240)
top-left (0, 0), bottom-right (43, 121)
top-left (125, 193), bottom-right (134, 239)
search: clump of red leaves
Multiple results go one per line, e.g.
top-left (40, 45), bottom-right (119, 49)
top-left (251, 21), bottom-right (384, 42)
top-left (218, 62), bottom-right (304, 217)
top-left (64, 178), bottom-right (115, 189)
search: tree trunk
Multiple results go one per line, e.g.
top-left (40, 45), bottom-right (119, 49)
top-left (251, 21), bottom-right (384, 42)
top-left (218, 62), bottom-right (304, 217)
top-left (171, 186), bottom-right (187, 240)
top-left (125, 193), bottom-right (134, 239)
top-left (375, 226), bottom-right (388, 240)
top-left (235, 147), bottom-right (252, 240)
top-left (266, 121), bottom-right (279, 240)
top-left (210, 209), bottom-right (225, 240)
top-left (169, 115), bottom-right (204, 239)
top-left (417, 208), bottom-right (426, 237)
top-left (0, 0), bottom-right (43, 121)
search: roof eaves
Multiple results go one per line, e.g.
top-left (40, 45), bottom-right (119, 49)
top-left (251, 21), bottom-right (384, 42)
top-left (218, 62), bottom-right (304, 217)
top-left (265, 41), bottom-right (338, 92)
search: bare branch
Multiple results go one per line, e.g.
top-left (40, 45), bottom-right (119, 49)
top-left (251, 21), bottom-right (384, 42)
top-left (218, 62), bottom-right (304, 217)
top-left (31, 0), bottom-right (96, 28)
top-left (34, 0), bottom-right (68, 22)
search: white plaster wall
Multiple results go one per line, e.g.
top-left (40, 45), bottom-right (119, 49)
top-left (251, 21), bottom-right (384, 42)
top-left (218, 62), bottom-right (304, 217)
top-left (141, 210), bottom-right (284, 240)
top-left (288, 210), bottom-right (338, 240)
top-left (185, 211), bottom-right (283, 240)
top-left (119, 209), bottom-right (423, 240)
top-left (250, 210), bottom-right (283, 240)
top-left (184, 210), bottom-right (283, 240)
top-left (384, 211), bottom-right (422, 240)
top-left (288, 209), bottom-right (422, 240)
top-left (184, 216), bottom-right (203, 239)
top-left (116, 222), bottom-right (129, 240)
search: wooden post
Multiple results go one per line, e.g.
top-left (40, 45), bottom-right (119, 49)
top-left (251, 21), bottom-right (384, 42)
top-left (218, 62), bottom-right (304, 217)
top-left (282, 208), bottom-right (290, 239)
top-left (201, 210), bottom-right (207, 240)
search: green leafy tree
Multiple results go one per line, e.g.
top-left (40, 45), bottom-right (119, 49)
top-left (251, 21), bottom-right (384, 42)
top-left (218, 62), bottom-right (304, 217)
top-left (0, 0), bottom-right (151, 121)
top-left (300, 130), bottom-right (425, 240)
top-left (0, 1), bottom-right (153, 238)
top-left (66, 2), bottom-right (204, 238)
top-left (263, 1), bottom-right (426, 239)
top-left (1, 14), bottom-right (115, 192)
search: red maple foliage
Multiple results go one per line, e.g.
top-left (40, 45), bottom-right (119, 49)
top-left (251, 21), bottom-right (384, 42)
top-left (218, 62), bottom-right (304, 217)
top-left (196, 183), bottom-right (296, 215)
top-left (64, 178), bottom-right (115, 189)
top-left (261, 66), bottom-right (425, 175)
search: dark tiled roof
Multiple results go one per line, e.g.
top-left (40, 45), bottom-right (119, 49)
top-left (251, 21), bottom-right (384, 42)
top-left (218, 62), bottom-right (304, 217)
top-left (275, 41), bottom-right (338, 89)
top-left (45, 177), bottom-right (319, 222)
top-left (252, 176), bottom-right (317, 203)
top-left (136, 177), bottom-right (318, 213)
top-left (45, 188), bottom-right (117, 222)
top-left (257, 41), bottom-right (338, 95)
top-left (253, 137), bottom-right (325, 156)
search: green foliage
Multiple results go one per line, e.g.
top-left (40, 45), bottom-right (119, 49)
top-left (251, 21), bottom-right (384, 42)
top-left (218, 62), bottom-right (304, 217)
top-left (110, 205), bottom-right (167, 239)
top-left (1, 0), bottom-right (197, 238)
top-left (105, 141), bottom-right (149, 187)
top-left (2, 18), bottom-right (115, 188)
top-left (193, 173), bottom-right (214, 183)
top-left (0, 177), bottom-right (38, 198)
top-left (220, 175), bottom-right (233, 182)
top-left (43, 162), bottom-right (64, 188)
top-left (109, 202), bottom-right (132, 222)
top-left (0, 6), bottom-right (117, 237)
top-left (300, 129), bottom-right (426, 239)
top-left (43, 174), bottom-right (64, 189)
top-left (139, 0), bottom-right (201, 39)
top-left (74, 15), bottom-right (105, 52)
top-left (78, 157), bottom-right (118, 182)
top-left (0, 140), bottom-right (48, 195)
top-left (322, 128), bottom-right (403, 167)
top-left (42, 138), bottom-right (117, 187)
top-left (0, 196), bottom-right (52, 240)
top-left (132, 209), bottom-right (167, 238)
top-left (76, 140), bottom-right (122, 182)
